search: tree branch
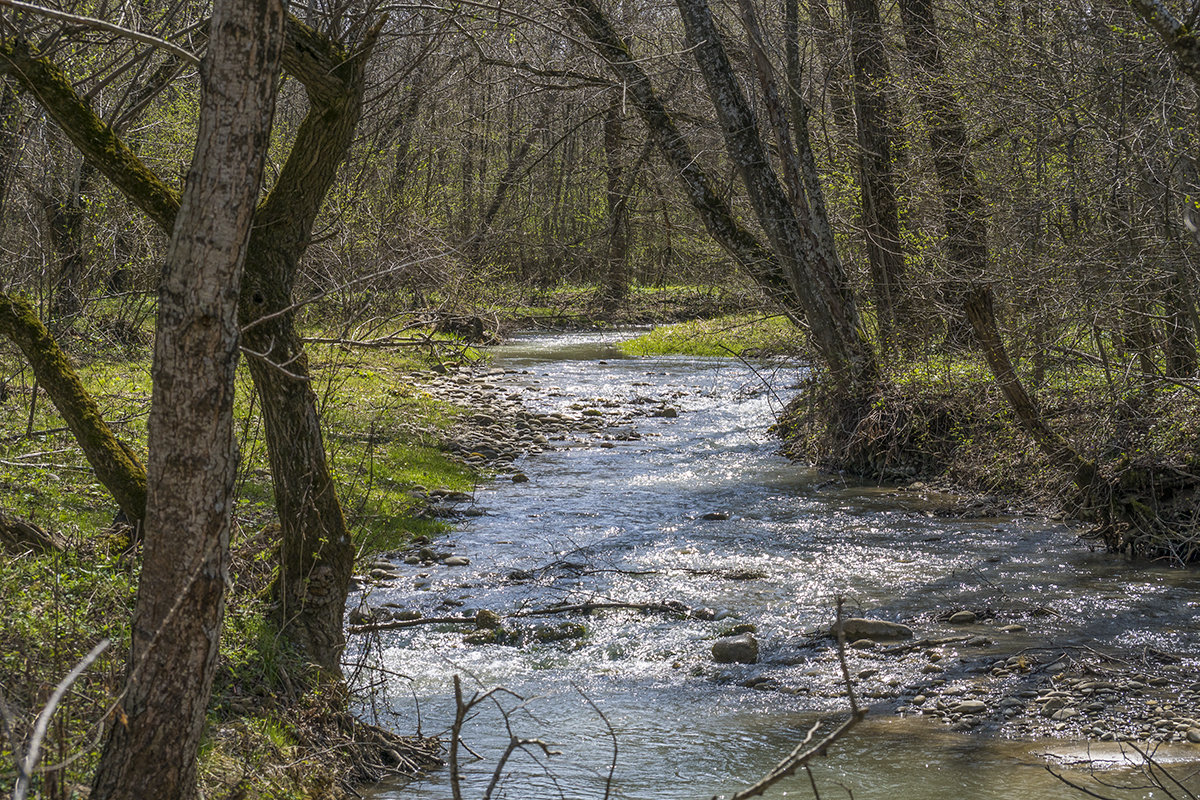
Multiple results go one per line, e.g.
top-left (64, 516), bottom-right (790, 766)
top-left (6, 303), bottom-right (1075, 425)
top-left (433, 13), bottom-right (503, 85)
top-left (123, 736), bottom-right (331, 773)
top-left (0, 0), bottom-right (201, 65)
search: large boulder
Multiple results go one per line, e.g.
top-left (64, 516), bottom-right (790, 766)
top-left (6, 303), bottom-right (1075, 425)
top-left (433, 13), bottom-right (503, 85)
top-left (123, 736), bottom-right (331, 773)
top-left (834, 617), bottom-right (913, 641)
top-left (712, 633), bottom-right (759, 664)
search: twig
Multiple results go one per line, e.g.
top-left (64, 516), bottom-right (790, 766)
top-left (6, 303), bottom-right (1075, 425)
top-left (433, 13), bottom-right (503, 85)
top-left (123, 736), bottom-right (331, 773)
top-left (13, 639), bottom-right (110, 800)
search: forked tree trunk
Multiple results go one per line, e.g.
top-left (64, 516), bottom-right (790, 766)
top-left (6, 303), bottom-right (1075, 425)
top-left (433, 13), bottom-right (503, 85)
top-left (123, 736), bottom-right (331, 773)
top-left (568, 0), bottom-right (877, 396)
top-left (674, 0), bottom-right (877, 394)
top-left (0, 18), bottom-right (380, 677)
top-left (89, 0), bottom-right (284, 796)
top-left (241, 18), bottom-right (379, 676)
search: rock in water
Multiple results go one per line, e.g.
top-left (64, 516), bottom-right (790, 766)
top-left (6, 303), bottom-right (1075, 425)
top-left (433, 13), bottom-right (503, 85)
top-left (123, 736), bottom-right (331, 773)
top-left (443, 555), bottom-right (471, 566)
top-left (954, 700), bottom-right (988, 715)
top-left (836, 618), bottom-right (913, 640)
top-left (712, 633), bottom-right (759, 664)
top-left (948, 610), bottom-right (977, 624)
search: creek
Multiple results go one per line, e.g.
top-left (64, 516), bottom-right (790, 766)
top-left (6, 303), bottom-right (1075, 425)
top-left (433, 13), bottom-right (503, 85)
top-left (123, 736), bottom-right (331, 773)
top-left (357, 329), bottom-right (1200, 800)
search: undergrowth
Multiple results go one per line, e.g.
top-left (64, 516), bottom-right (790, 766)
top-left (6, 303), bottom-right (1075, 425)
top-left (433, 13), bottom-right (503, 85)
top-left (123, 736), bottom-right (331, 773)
top-left (0, 311), bottom-right (478, 799)
top-left (776, 351), bottom-right (1200, 562)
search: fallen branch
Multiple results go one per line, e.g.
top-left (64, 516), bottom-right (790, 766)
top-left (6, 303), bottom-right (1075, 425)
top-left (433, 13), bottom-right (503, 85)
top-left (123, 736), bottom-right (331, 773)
top-left (0, 511), bottom-right (66, 554)
top-left (513, 600), bottom-right (688, 617)
top-left (718, 598), bottom-right (866, 800)
top-left (348, 600), bottom-right (690, 634)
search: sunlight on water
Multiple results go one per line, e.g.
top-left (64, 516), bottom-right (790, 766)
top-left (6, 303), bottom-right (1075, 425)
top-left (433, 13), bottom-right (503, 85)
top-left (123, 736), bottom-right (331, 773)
top-left (358, 330), bottom-right (1200, 800)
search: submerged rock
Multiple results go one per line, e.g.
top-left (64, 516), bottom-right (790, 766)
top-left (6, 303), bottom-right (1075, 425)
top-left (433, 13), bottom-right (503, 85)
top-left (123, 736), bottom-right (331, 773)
top-left (836, 618), bottom-right (913, 640)
top-left (948, 611), bottom-right (977, 625)
top-left (475, 609), bottom-right (502, 629)
top-left (712, 633), bottom-right (759, 664)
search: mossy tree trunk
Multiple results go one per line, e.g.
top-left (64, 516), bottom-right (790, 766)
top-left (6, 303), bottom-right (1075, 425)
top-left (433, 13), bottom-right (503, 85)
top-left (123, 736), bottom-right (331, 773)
top-left (89, 0), bottom-right (285, 795)
top-left (0, 17), bottom-right (379, 678)
top-left (0, 291), bottom-right (146, 524)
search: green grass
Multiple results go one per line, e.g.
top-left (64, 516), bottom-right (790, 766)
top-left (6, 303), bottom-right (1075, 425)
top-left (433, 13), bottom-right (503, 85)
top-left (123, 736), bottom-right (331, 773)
top-left (619, 313), bottom-right (806, 357)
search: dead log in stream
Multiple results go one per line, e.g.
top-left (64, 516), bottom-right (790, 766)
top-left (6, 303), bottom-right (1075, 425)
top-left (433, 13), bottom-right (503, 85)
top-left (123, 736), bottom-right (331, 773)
top-left (348, 599), bottom-right (690, 635)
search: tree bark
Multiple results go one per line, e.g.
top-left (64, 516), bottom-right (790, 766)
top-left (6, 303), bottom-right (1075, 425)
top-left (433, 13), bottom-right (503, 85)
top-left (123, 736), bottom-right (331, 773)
top-left (89, 0), bottom-right (284, 796)
top-left (242, 17), bottom-right (380, 676)
top-left (564, 0), bottom-right (797, 310)
top-left (600, 87), bottom-right (631, 302)
top-left (568, 0), bottom-right (877, 394)
top-left (845, 0), bottom-right (906, 350)
top-left (0, 291), bottom-right (146, 524)
top-left (965, 286), bottom-right (1096, 489)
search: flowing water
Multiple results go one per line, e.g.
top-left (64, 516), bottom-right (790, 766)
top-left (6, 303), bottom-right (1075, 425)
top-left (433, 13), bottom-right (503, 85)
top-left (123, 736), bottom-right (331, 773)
top-left (358, 330), bottom-right (1200, 800)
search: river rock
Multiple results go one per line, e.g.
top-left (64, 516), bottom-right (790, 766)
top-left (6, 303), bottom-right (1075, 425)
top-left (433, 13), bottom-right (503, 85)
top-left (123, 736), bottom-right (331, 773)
top-left (443, 555), bottom-right (471, 566)
top-left (512, 473), bottom-right (529, 483)
top-left (348, 604), bottom-right (376, 625)
top-left (475, 609), bottom-right (502, 629)
top-left (702, 511), bottom-right (731, 520)
top-left (712, 633), bottom-right (759, 664)
top-left (1187, 728), bottom-right (1200, 744)
top-left (948, 611), bottom-right (977, 625)
top-left (954, 700), bottom-right (988, 714)
top-left (836, 618), bottom-right (913, 640)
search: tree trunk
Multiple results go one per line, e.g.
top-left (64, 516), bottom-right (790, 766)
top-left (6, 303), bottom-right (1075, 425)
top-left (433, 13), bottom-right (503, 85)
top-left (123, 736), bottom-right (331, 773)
top-left (964, 286), bottom-right (1096, 489)
top-left (898, 0), bottom-right (987, 347)
top-left (243, 18), bottom-right (380, 676)
top-left (846, 0), bottom-right (906, 350)
top-left (568, 0), bottom-right (877, 395)
top-left (88, 0), bottom-right (284, 796)
top-left (0, 291), bottom-right (146, 524)
top-left (44, 161), bottom-right (94, 323)
top-left (601, 87), bottom-right (630, 302)
top-left (674, 0), bottom-right (877, 394)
